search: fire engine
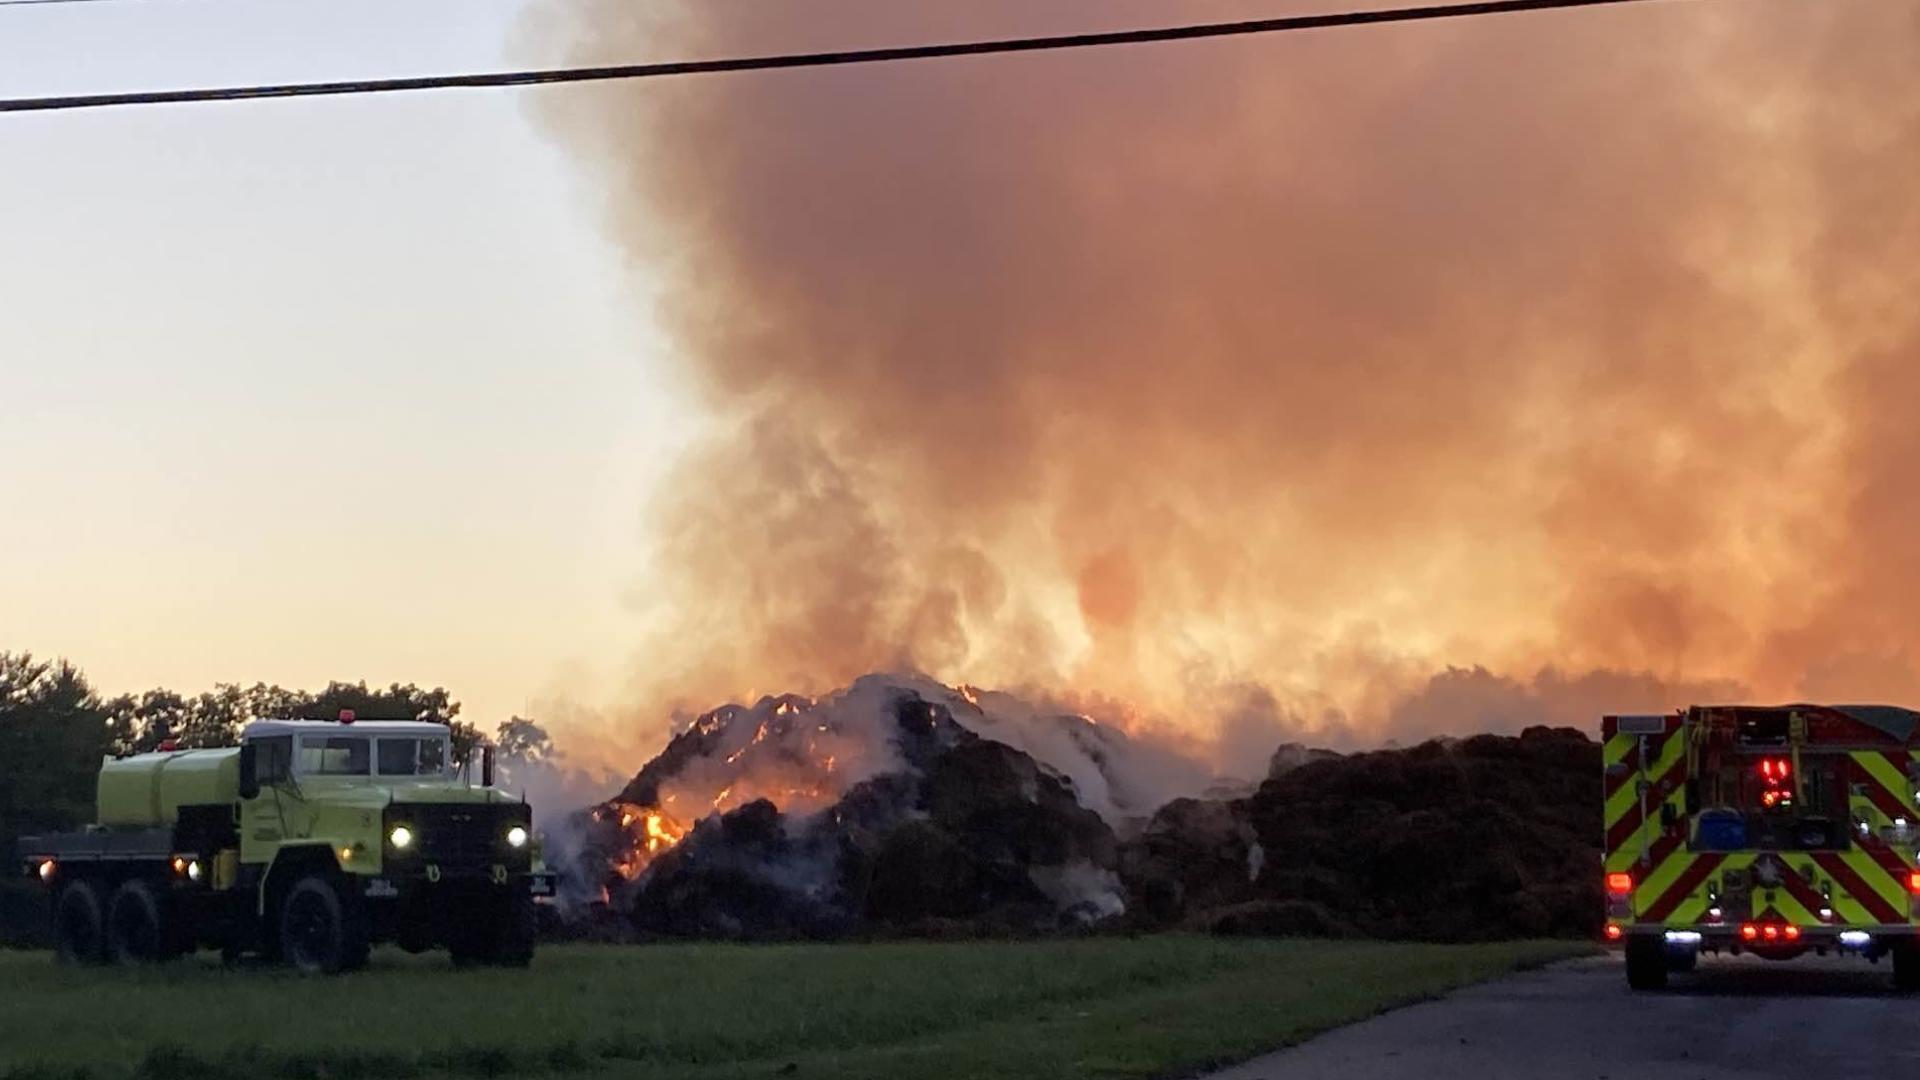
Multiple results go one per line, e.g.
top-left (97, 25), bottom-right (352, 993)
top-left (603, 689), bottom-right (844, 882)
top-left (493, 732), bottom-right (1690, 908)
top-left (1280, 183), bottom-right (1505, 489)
top-left (1603, 704), bottom-right (1920, 990)
top-left (18, 713), bottom-right (555, 973)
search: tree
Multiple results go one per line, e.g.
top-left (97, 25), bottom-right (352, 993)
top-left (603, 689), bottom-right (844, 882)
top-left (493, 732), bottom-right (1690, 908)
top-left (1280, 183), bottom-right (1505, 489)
top-left (496, 716), bottom-right (554, 767)
top-left (0, 653), bottom-right (109, 846)
top-left (10, 663), bottom-right (482, 833)
top-left (305, 681), bottom-right (458, 723)
top-left (104, 683), bottom-right (288, 754)
top-left (103, 688), bottom-right (189, 755)
top-left (100, 680), bottom-right (475, 756)
top-left (493, 716), bottom-right (554, 790)
top-left (304, 681), bottom-right (479, 758)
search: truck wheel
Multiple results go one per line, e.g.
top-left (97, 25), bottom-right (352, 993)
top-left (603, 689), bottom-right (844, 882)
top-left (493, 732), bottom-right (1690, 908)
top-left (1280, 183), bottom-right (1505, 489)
top-left (53, 880), bottom-right (107, 966)
top-left (279, 874), bottom-right (370, 975)
top-left (1625, 934), bottom-right (1669, 991)
top-left (493, 890), bottom-right (536, 968)
top-left (1893, 940), bottom-right (1920, 993)
top-left (106, 879), bottom-right (176, 965)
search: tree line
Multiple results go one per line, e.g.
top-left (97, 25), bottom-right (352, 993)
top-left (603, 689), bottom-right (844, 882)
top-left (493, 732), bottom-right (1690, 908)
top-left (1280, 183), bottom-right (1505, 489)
top-left (0, 651), bottom-right (550, 850)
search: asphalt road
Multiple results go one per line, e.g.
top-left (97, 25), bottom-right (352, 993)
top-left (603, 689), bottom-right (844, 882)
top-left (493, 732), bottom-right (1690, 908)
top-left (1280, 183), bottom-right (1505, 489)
top-left (1208, 953), bottom-right (1920, 1080)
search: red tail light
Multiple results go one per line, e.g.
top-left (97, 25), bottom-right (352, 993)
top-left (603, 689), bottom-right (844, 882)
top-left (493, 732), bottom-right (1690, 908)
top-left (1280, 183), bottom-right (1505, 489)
top-left (1606, 872), bottom-right (1634, 896)
top-left (1740, 924), bottom-right (1758, 941)
top-left (1783, 925), bottom-right (1801, 942)
top-left (1762, 925), bottom-right (1781, 941)
top-left (1604, 924), bottom-right (1623, 942)
top-left (1908, 871), bottom-right (1920, 895)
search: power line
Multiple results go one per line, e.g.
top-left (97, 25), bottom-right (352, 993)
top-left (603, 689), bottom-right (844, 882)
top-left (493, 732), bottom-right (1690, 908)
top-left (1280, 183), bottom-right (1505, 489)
top-left (1, 0), bottom-right (1712, 115)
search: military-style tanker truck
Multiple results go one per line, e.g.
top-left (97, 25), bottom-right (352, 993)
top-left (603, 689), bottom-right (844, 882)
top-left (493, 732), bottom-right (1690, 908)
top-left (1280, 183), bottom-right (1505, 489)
top-left (17, 714), bottom-right (555, 973)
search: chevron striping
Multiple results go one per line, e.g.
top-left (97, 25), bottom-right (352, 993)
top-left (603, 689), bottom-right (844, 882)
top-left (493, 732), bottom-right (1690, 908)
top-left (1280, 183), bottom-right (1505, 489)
top-left (1814, 851), bottom-right (1904, 924)
top-left (1852, 751), bottom-right (1912, 821)
top-left (1643, 853), bottom-right (1717, 922)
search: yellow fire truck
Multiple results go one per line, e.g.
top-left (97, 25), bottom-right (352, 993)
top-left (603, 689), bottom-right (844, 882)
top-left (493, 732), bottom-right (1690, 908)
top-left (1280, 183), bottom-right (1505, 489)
top-left (1603, 705), bottom-right (1920, 990)
top-left (19, 714), bottom-right (554, 973)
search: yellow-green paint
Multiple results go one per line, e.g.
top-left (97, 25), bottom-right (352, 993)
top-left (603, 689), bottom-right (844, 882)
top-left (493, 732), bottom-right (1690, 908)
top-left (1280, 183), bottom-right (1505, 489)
top-left (96, 748), bottom-right (240, 826)
top-left (1604, 786), bottom-right (1687, 876)
top-left (1606, 721), bottom-right (1920, 933)
top-left (90, 744), bottom-right (522, 919)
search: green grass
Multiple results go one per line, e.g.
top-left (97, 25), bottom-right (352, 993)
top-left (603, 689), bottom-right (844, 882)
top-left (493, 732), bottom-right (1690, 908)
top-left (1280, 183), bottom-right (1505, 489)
top-left (0, 938), bottom-right (1588, 1080)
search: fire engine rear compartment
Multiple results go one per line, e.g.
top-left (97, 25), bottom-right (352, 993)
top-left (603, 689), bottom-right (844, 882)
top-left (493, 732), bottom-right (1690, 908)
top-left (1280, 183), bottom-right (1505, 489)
top-left (1602, 705), bottom-right (1920, 991)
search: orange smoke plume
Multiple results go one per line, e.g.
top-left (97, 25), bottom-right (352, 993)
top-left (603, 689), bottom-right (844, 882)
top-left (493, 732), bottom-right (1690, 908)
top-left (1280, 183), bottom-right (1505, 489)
top-left (530, 0), bottom-right (1920, 760)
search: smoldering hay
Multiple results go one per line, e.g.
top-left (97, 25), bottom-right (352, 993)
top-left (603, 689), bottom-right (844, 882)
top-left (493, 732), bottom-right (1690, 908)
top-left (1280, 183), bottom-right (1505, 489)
top-left (527, 0), bottom-right (1920, 767)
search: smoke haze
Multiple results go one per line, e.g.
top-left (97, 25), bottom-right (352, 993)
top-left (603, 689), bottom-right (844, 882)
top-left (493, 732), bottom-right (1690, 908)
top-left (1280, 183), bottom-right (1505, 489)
top-left (528, 0), bottom-right (1920, 767)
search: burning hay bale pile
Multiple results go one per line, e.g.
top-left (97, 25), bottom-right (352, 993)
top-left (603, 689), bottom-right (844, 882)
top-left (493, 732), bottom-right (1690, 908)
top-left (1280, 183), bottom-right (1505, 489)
top-left (562, 677), bottom-right (1125, 939)
top-left (1121, 726), bottom-right (1603, 941)
top-left (554, 674), bottom-right (1603, 944)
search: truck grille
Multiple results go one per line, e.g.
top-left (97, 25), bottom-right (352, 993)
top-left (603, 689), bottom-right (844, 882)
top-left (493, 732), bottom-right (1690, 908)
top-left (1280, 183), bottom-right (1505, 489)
top-left (386, 803), bottom-right (531, 873)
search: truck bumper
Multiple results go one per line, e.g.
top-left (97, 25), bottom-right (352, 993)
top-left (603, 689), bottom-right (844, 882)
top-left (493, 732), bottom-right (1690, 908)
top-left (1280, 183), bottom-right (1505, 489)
top-left (358, 869), bottom-right (551, 899)
top-left (1606, 923), bottom-right (1917, 958)
top-left (353, 873), bottom-right (540, 952)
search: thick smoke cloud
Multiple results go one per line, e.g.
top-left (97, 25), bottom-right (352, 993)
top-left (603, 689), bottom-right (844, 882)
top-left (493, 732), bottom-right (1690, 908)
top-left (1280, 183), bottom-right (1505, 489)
top-left (530, 0), bottom-right (1920, 764)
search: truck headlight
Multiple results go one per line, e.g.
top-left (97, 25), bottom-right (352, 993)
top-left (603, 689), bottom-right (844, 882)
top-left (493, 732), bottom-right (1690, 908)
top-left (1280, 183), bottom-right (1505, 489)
top-left (390, 825), bottom-right (414, 850)
top-left (505, 826), bottom-right (528, 849)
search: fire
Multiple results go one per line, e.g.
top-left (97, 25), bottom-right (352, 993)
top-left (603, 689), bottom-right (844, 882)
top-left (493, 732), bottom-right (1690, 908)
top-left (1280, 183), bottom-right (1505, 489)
top-left (596, 801), bottom-right (693, 882)
top-left (585, 679), bottom-right (985, 894)
top-left (590, 715), bottom-right (848, 882)
top-left (643, 812), bottom-right (683, 852)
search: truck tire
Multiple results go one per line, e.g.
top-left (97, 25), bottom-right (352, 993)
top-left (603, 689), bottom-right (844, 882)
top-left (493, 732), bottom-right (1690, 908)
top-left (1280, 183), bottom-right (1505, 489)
top-left (106, 879), bottom-right (176, 965)
top-left (279, 874), bottom-right (370, 975)
top-left (53, 880), bottom-right (107, 966)
top-left (1894, 940), bottom-right (1920, 993)
top-left (1625, 934), bottom-right (1669, 991)
top-left (492, 889), bottom-right (536, 968)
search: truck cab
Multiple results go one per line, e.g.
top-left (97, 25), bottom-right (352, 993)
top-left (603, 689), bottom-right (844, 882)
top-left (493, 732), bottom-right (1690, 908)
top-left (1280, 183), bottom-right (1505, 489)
top-left (22, 714), bottom-right (553, 973)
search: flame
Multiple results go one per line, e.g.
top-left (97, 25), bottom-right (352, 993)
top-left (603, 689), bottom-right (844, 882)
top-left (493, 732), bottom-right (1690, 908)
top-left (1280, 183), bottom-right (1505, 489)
top-left (588, 682), bottom-right (931, 887)
top-left (596, 801), bottom-right (693, 882)
top-left (642, 812), bottom-right (683, 852)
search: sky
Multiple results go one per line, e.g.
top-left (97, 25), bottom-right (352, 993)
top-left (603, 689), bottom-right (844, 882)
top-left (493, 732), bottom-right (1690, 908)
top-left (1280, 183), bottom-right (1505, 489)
top-left (528, 0), bottom-right (1920, 763)
top-left (6, 0), bottom-right (1919, 776)
top-left (0, 0), bottom-right (695, 746)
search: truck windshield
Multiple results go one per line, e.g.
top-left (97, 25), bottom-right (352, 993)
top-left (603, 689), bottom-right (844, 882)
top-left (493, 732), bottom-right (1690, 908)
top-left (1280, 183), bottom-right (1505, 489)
top-left (297, 735), bottom-right (370, 776)
top-left (377, 737), bottom-right (449, 777)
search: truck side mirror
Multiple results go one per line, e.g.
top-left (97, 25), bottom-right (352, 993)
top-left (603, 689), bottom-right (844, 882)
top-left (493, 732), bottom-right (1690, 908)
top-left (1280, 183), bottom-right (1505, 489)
top-left (481, 745), bottom-right (495, 788)
top-left (238, 743), bottom-right (260, 799)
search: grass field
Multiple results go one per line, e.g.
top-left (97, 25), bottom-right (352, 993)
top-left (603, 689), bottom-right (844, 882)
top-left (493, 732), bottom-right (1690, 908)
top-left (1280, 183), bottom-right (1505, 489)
top-left (0, 937), bottom-right (1587, 1080)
